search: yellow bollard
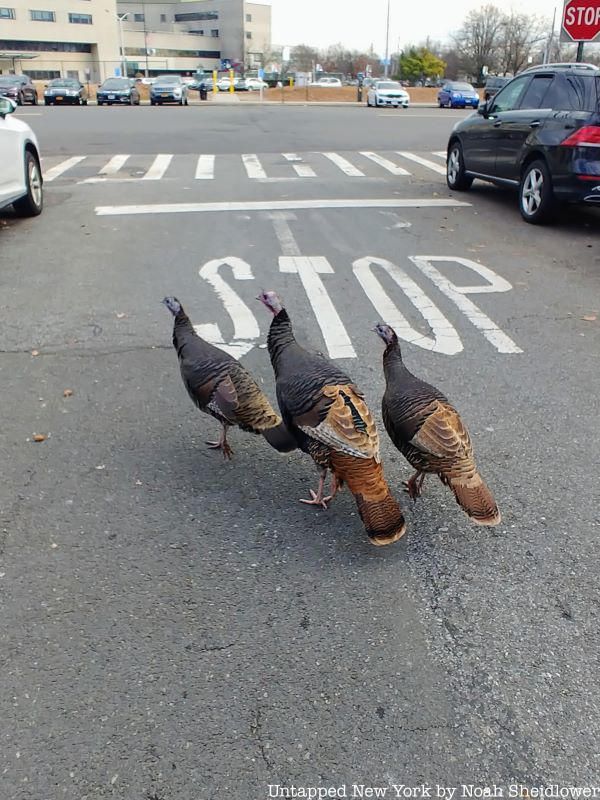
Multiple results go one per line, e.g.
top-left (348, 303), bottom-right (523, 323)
top-left (229, 68), bottom-right (234, 93)
top-left (289, 77), bottom-right (294, 87)
top-left (213, 69), bottom-right (218, 92)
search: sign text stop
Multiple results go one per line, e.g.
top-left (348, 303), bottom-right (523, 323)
top-left (561, 0), bottom-right (600, 42)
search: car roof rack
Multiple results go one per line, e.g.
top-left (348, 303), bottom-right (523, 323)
top-left (520, 62), bottom-right (599, 74)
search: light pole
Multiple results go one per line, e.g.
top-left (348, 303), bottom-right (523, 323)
top-left (384, 0), bottom-right (391, 77)
top-left (116, 12), bottom-right (129, 77)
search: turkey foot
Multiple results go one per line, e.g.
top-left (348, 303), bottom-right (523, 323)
top-left (206, 426), bottom-right (233, 460)
top-left (404, 471), bottom-right (425, 501)
top-left (300, 471), bottom-right (332, 509)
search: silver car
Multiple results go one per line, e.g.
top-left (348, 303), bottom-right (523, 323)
top-left (367, 80), bottom-right (410, 108)
top-left (150, 75), bottom-right (189, 106)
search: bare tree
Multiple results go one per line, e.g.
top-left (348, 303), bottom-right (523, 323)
top-left (497, 12), bottom-right (547, 75)
top-left (452, 4), bottom-right (505, 81)
top-left (290, 45), bottom-right (320, 72)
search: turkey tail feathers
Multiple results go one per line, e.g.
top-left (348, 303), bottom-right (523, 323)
top-left (447, 472), bottom-right (501, 526)
top-left (331, 453), bottom-right (406, 546)
top-left (262, 421), bottom-right (298, 453)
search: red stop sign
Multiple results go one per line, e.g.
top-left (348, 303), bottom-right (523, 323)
top-left (562, 0), bottom-right (600, 41)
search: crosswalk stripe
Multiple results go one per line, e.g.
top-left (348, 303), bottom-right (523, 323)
top-left (242, 153), bottom-right (267, 179)
top-left (322, 152), bottom-right (365, 177)
top-left (142, 154), bottom-right (173, 180)
top-left (359, 151), bottom-right (411, 176)
top-left (44, 156), bottom-right (86, 182)
top-left (283, 153), bottom-right (316, 177)
top-left (99, 154), bottom-right (130, 175)
top-left (397, 151), bottom-right (447, 175)
top-left (195, 154), bottom-right (215, 179)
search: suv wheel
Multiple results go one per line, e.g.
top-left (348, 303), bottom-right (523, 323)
top-left (13, 150), bottom-right (43, 217)
top-left (519, 159), bottom-right (555, 224)
top-left (446, 141), bottom-right (473, 191)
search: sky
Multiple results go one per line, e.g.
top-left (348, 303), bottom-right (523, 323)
top-left (268, 0), bottom-right (561, 54)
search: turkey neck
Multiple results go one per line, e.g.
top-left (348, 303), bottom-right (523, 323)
top-left (172, 310), bottom-right (196, 355)
top-left (382, 341), bottom-right (412, 382)
top-left (267, 309), bottom-right (298, 374)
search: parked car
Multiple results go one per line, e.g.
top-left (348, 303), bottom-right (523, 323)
top-left (244, 78), bottom-right (269, 91)
top-left (483, 75), bottom-right (510, 101)
top-left (0, 97), bottom-right (43, 217)
top-left (44, 78), bottom-right (88, 106)
top-left (438, 81), bottom-right (479, 109)
top-left (150, 74), bottom-right (189, 105)
top-left (367, 80), bottom-right (410, 108)
top-left (311, 77), bottom-right (343, 87)
top-left (96, 77), bottom-right (140, 106)
top-left (445, 63), bottom-right (600, 224)
top-left (216, 77), bottom-right (233, 91)
top-left (0, 74), bottom-right (38, 106)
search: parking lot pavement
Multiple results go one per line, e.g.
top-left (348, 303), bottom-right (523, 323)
top-left (1, 113), bottom-right (600, 798)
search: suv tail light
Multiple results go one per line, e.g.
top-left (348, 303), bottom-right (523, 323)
top-left (561, 126), bottom-right (600, 147)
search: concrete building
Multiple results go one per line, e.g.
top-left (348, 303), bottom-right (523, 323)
top-left (0, 0), bottom-right (270, 81)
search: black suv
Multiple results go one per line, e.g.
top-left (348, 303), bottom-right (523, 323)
top-left (0, 74), bottom-right (38, 105)
top-left (483, 75), bottom-right (510, 101)
top-left (446, 63), bottom-right (600, 223)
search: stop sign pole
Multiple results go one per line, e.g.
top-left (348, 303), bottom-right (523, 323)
top-left (561, 0), bottom-right (600, 60)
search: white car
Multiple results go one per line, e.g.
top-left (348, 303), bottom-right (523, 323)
top-left (367, 80), bottom-right (410, 108)
top-left (244, 78), bottom-right (269, 91)
top-left (0, 96), bottom-right (43, 216)
top-left (311, 77), bottom-right (343, 87)
top-left (217, 77), bottom-right (233, 91)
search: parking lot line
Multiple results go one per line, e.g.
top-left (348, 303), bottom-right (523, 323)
top-left (142, 154), bottom-right (173, 180)
top-left (360, 152), bottom-right (411, 176)
top-left (322, 152), bottom-right (365, 177)
top-left (397, 151), bottom-right (447, 175)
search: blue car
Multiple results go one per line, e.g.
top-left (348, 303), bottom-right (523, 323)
top-left (438, 81), bottom-right (479, 109)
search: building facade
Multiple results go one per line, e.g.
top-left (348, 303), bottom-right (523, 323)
top-left (0, 0), bottom-right (270, 81)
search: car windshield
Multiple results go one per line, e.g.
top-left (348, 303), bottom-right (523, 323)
top-left (377, 82), bottom-right (400, 89)
top-left (50, 80), bottom-right (79, 87)
top-left (451, 83), bottom-right (474, 91)
top-left (101, 79), bottom-right (129, 89)
top-left (155, 76), bottom-right (180, 84)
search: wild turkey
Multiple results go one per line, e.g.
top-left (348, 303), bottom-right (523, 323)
top-left (374, 323), bottom-right (501, 526)
top-left (258, 291), bottom-right (406, 546)
top-left (162, 297), bottom-right (296, 458)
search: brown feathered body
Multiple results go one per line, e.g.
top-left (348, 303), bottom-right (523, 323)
top-left (267, 308), bottom-right (405, 545)
top-left (170, 302), bottom-right (296, 452)
top-left (380, 333), bottom-right (500, 526)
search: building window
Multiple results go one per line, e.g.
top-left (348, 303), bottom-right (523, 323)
top-left (173, 11), bottom-right (217, 21)
top-left (0, 37), bottom-right (91, 51)
top-left (246, 13), bottom-right (251, 22)
top-left (246, 31), bottom-right (251, 39)
top-left (160, 13), bottom-right (166, 22)
top-left (68, 12), bottom-right (92, 23)
top-left (30, 9), bottom-right (55, 21)
top-left (210, 28), bottom-right (218, 37)
top-left (28, 69), bottom-right (60, 79)
top-left (0, 6), bottom-right (15, 18)
top-left (66, 69), bottom-right (79, 79)
top-left (133, 12), bottom-right (144, 21)
top-left (125, 46), bottom-right (220, 58)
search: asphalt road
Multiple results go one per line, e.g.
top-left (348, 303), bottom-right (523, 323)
top-left (1, 105), bottom-right (599, 800)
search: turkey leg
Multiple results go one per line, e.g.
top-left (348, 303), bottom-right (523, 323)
top-left (300, 469), bottom-right (333, 509)
top-left (206, 424), bottom-right (234, 460)
top-left (404, 471), bottom-right (426, 501)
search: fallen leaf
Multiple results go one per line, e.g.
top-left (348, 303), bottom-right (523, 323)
top-left (32, 433), bottom-right (47, 442)
top-left (63, 389), bottom-right (74, 398)
top-left (31, 350), bottom-right (39, 357)
top-left (116, 312), bottom-right (126, 319)
top-left (582, 314), bottom-right (597, 322)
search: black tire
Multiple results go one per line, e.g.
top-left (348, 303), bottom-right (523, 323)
top-left (184, 95), bottom-right (188, 106)
top-left (13, 150), bottom-right (43, 217)
top-left (446, 140), bottom-right (473, 191)
top-left (150, 99), bottom-right (155, 105)
top-left (129, 95), bottom-right (134, 105)
top-left (31, 93), bottom-right (38, 105)
top-left (98, 101), bottom-right (104, 106)
top-left (519, 159), bottom-right (555, 224)
top-left (82, 98), bottom-right (87, 106)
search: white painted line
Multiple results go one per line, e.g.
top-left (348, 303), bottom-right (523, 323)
top-left (44, 156), bottom-right (86, 182)
top-left (142, 154), bottom-right (173, 180)
top-left (195, 154), bottom-right (215, 180)
top-left (359, 151), bottom-right (411, 176)
top-left (242, 153), bottom-right (267, 179)
top-left (353, 256), bottom-right (462, 355)
top-left (322, 152), bottom-right (365, 177)
top-left (268, 211), bottom-right (301, 256)
top-left (432, 151), bottom-right (447, 159)
top-left (280, 256), bottom-right (356, 359)
top-left (410, 256), bottom-right (523, 354)
top-left (397, 151), bottom-right (447, 175)
top-left (95, 198), bottom-right (470, 216)
top-left (99, 154), bottom-right (130, 175)
top-left (283, 153), bottom-right (316, 177)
